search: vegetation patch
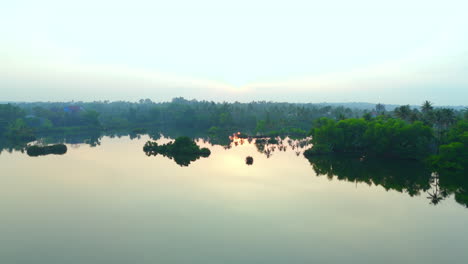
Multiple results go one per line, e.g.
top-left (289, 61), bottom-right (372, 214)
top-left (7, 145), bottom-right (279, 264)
top-left (143, 136), bottom-right (211, 166)
top-left (305, 117), bottom-right (434, 160)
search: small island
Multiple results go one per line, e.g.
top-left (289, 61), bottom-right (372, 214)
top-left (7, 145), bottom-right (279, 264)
top-left (27, 144), bottom-right (68, 157)
top-left (143, 136), bottom-right (211, 166)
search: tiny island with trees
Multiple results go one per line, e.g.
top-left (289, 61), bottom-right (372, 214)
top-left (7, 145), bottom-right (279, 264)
top-left (143, 136), bottom-right (211, 166)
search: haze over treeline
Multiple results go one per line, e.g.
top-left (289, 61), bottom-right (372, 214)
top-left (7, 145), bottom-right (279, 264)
top-left (2, 98), bottom-right (466, 138)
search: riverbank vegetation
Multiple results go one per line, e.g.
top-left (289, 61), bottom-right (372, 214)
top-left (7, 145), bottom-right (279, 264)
top-left (303, 101), bottom-right (466, 195)
top-left (2, 98), bottom-right (371, 140)
top-left (0, 99), bottom-right (466, 172)
top-left (305, 117), bottom-right (433, 160)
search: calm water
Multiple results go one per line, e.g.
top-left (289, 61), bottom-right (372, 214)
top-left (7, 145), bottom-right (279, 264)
top-left (1, 135), bottom-right (467, 263)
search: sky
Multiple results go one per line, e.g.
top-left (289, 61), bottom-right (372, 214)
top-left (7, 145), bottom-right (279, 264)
top-left (1, 0), bottom-right (467, 105)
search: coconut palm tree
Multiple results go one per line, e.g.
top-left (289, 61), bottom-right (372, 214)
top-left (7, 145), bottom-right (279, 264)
top-left (420, 100), bottom-right (435, 125)
top-left (394, 105), bottom-right (412, 121)
top-left (421, 100), bottom-right (434, 114)
top-left (433, 108), bottom-right (456, 137)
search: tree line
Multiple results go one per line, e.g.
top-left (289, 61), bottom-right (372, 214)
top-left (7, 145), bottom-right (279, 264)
top-left (1, 98), bottom-right (370, 141)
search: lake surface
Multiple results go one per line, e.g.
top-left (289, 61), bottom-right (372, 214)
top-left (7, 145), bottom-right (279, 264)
top-left (1, 135), bottom-right (467, 263)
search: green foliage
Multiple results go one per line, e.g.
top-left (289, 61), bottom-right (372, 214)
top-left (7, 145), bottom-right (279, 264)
top-left (131, 128), bottom-right (147, 134)
top-left (306, 117), bottom-right (434, 160)
top-left (364, 119), bottom-right (433, 160)
top-left (429, 121), bottom-right (467, 173)
top-left (0, 104), bottom-right (28, 139)
top-left (3, 99), bottom-right (367, 139)
top-left (307, 118), bottom-right (343, 154)
top-left (5, 118), bottom-right (36, 142)
top-left (255, 120), bottom-right (266, 134)
top-left (337, 118), bottom-right (368, 152)
top-left (81, 110), bottom-right (101, 127)
top-left (208, 126), bottom-right (220, 135)
top-left (0, 104), bottom-right (25, 131)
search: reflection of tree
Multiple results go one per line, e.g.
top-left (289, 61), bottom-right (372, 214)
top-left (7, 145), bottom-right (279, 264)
top-left (0, 137), bottom-right (28, 155)
top-left (437, 169), bottom-right (468, 208)
top-left (306, 155), bottom-right (432, 197)
top-left (83, 131), bottom-right (102, 147)
top-left (26, 144), bottom-right (67, 157)
top-left (253, 136), bottom-right (311, 158)
top-left (172, 154), bottom-right (205, 167)
top-left (427, 173), bottom-right (446, 205)
top-left (308, 155), bottom-right (467, 208)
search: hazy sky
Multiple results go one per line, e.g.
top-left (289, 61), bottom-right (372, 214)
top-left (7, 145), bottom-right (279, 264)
top-left (1, 0), bottom-right (467, 104)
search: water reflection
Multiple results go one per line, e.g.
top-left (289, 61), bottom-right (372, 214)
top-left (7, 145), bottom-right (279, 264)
top-left (227, 133), bottom-right (312, 158)
top-left (307, 155), bottom-right (432, 196)
top-left (26, 144), bottom-right (67, 157)
top-left (245, 156), bottom-right (254, 165)
top-left (1, 129), bottom-right (466, 209)
top-left (437, 169), bottom-right (468, 208)
top-left (305, 155), bottom-right (468, 208)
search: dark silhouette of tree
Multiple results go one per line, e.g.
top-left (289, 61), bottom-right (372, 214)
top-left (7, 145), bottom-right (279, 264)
top-left (421, 100), bottom-right (434, 114)
top-left (427, 173), bottom-right (445, 205)
top-left (375, 103), bottom-right (386, 115)
top-left (394, 105), bottom-right (412, 121)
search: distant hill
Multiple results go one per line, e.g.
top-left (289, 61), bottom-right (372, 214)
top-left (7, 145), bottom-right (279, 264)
top-left (313, 102), bottom-right (466, 111)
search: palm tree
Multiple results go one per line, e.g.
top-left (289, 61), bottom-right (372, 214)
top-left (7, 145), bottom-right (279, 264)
top-left (433, 108), bottom-right (456, 133)
top-left (409, 109), bottom-right (421, 123)
top-left (421, 100), bottom-right (435, 125)
top-left (394, 105), bottom-right (412, 121)
top-left (421, 100), bottom-right (434, 114)
top-left (440, 108), bottom-right (456, 128)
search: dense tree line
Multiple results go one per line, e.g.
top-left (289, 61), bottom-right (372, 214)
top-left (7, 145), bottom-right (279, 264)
top-left (0, 104), bottom-right (36, 142)
top-left (1, 98), bottom-right (368, 141)
top-left (428, 120), bottom-right (467, 175)
top-left (306, 117), bottom-right (434, 160)
top-left (306, 101), bottom-right (466, 160)
top-left (1, 99), bottom-right (466, 167)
